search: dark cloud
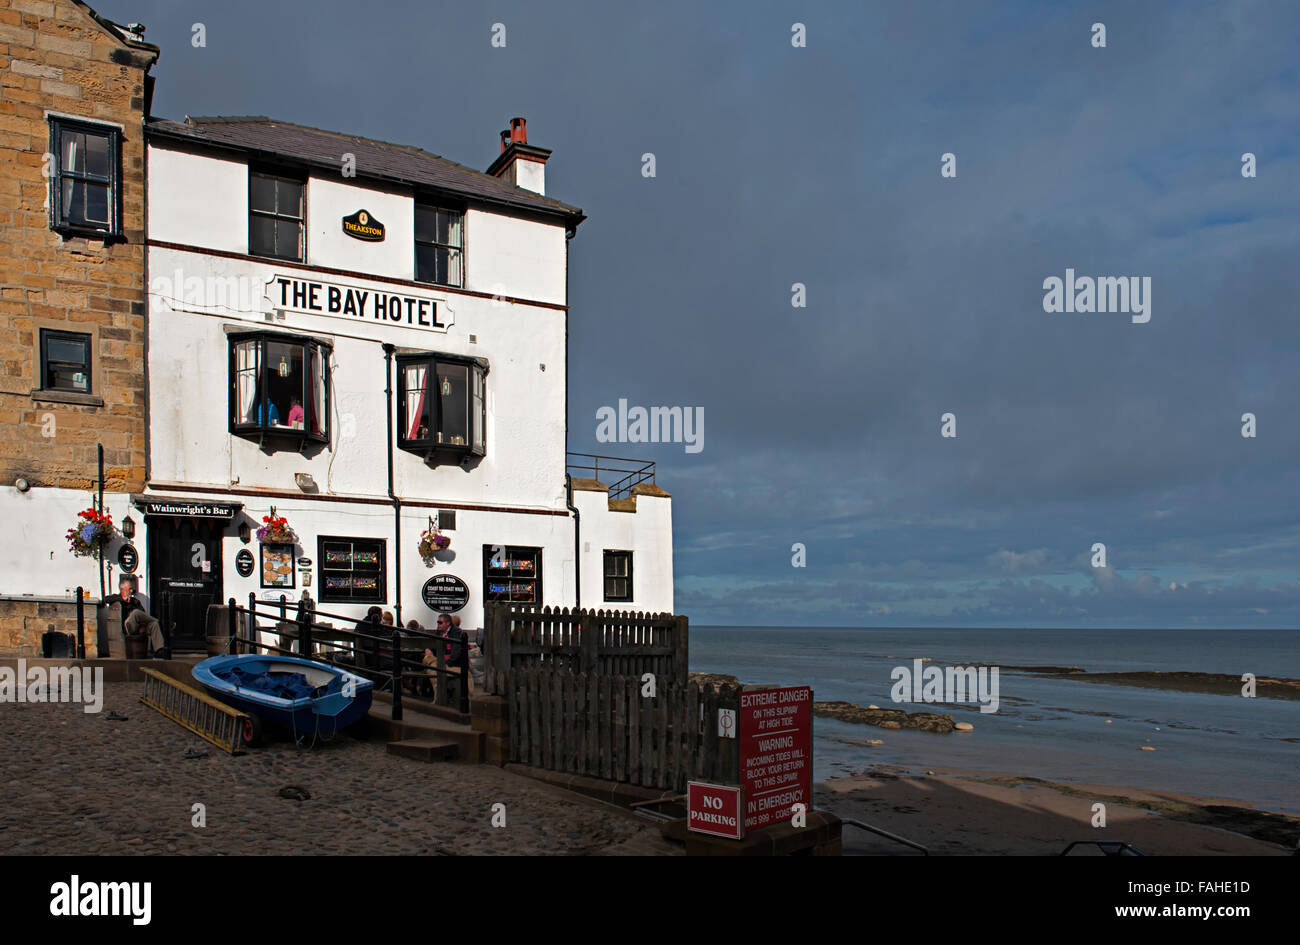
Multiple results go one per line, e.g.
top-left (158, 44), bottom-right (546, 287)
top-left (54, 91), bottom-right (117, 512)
top-left (100, 0), bottom-right (1300, 626)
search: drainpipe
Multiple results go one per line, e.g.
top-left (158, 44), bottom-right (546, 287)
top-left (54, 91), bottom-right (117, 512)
top-left (564, 228), bottom-right (579, 609)
top-left (566, 473), bottom-right (580, 610)
top-left (383, 343), bottom-right (402, 626)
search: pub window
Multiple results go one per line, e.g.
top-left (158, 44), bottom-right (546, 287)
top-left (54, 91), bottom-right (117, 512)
top-left (414, 205), bottom-right (463, 287)
top-left (249, 170), bottom-right (305, 262)
top-left (483, 545), bottom-right (542, 605)
top-left (319, 536), bottom-right (386, 604)
top-left (603, 551), bottom-right (633, 603)
top-left (48, 117), bottom-right (121, 238)
top-left (396, 353), bottom-right (485, 457)
top-left (229, 332), bottom-right (330, 444)
top-left (40, 329), bottom-right (92, 393)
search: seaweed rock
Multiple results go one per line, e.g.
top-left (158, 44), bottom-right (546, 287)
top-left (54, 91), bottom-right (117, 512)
top-left (813, 701), bottom-right (956, 734)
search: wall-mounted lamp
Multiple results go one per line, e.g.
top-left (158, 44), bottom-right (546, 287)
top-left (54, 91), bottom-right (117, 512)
top-left (238, 521), bottom-right (251, 544)
top-left (295, 472), bottom-right (317, 492)
top-left (122, 515), bottom-right (136, 540)
top-left (14, 477), bottom-right (30, 493)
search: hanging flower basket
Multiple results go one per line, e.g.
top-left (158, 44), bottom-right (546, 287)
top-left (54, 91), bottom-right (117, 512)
top-left (256, 508), bottom-right (296, 545)
top-left (66, 507), bottom-right (116, 558)
top-left (418, 526), bottom-right (451, 566)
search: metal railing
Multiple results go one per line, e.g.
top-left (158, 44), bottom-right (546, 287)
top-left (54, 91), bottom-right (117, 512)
top-left (221, 594), bottom-right (470, 719)
top-left (566, 452), bottom-right (656, 500)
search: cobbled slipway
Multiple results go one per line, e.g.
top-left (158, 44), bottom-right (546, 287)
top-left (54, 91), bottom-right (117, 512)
top-left (0, 683), bottom-right (679, 856)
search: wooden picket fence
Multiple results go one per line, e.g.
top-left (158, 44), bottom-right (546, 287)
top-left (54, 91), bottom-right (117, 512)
top-left (482, 604), bottom-right (688, 695)
top-left (500, 667), bottom-right (739, 792)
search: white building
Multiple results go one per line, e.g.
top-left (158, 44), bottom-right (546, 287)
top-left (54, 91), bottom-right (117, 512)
top-left (135, 114), bottom-right (672, 648)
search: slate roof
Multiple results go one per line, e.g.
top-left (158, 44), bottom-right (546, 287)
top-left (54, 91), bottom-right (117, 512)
top-left (146, 115), bottom-right (584, 225)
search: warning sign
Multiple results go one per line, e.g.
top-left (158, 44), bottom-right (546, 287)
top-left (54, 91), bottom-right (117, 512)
top-left (739, 685), bottom-right (812, 831)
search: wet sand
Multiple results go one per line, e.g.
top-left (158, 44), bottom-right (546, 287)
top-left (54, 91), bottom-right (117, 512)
top-left (817, 767), bottom-right (1299, 855)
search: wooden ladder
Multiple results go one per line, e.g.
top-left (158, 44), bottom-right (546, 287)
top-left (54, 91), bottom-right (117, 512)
top-left (139, 668), bottom-right (250, 755)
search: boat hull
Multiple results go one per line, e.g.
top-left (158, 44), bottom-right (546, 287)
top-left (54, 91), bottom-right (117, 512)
top-left (193, 654), bottom-right (374, 737)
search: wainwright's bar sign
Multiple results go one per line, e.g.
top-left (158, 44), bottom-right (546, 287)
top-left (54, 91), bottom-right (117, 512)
top-left (266, 275), bottom-right (452, 332)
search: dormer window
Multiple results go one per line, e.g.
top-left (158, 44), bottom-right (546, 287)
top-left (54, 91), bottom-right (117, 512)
top-left (229, 331), bottom-right (330, 445)
top-left (397, 353), bottom-right (485, 458)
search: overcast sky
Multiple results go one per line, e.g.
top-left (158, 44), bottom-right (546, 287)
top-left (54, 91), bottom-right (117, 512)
top-left (99, 0), bottom-right (1300, 628)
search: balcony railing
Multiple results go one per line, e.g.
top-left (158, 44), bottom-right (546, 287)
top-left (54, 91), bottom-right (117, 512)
top-left (565, 452), bottom-right (655, 500)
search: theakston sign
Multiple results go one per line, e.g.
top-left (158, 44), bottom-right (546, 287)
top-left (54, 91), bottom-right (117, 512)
top-left (265, 275), bottom-right (452, 332)
top-left (342, 209), bottom-right (385, 242)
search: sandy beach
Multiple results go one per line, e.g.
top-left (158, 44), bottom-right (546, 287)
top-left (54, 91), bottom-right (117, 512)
top-left (818, 767), bottom-right (1298, 856)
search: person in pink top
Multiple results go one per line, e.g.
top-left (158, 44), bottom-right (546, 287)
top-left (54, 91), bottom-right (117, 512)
top-left (287, 397), bottom-right (304, 428)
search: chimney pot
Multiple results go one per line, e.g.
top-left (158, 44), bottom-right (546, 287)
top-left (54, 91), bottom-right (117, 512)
top-left (499, 129), bottom-right (510, 154)
top-left (510, 117), bottom-right (527, 144)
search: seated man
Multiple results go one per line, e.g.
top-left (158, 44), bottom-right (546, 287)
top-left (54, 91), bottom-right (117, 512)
top-left (422, 613), bottom-right (467, 704)
top-left (106, 575), bottom-right (168, 658)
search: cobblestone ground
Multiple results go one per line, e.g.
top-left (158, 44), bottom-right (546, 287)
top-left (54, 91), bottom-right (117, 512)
top-left (0, 683), bottom-right (680, 856)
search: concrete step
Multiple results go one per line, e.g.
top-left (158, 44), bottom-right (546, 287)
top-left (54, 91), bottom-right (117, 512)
top-left (364, 706), bottom-right (484, 762)
top-left (372, 690), bottom-right (471, 726)
top-left (387, 737), bottom-right (460, 763)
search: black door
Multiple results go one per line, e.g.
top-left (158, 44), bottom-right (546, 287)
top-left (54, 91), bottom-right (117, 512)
top-left (148, 518), bottom-right (224, 651)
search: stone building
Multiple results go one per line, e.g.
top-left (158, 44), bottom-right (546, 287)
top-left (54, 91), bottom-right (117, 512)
top-left (0, 0), bottom-right (157, 654)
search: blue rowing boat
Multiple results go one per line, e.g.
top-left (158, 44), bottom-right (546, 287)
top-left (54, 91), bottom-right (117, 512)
top-left (193, 654), bottom-right (373, 744)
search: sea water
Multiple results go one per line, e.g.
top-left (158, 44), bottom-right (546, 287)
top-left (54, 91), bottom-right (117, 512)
top-left (691, 627), bottom-right (1300, 813)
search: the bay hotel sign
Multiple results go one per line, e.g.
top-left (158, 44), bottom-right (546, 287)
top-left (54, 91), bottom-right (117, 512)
top-left (265, 275), bottom-right (453, 333)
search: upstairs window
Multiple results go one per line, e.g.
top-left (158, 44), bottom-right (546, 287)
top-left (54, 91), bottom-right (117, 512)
top-left (396, 353), bottom-right (485, 458)
top-left (603, 551), bottom-right (633, 603)
top-left (40, 329), bottom-right (92, 393)
top-left (229, 332), bottom-right (329, 444)
top-left (49, 117), bottom-right (120, 239)
top-left (414, 205), bottom-right (463, 287)
top-left (249, 171), bottom-right (305, 262)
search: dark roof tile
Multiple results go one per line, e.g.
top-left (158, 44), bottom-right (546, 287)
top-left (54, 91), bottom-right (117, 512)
top-left (145, 115), bottom-right (583, 223)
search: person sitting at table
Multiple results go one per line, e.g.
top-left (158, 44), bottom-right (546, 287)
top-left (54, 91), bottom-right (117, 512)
top-left (349, 606), bottom-right (382, 668)
top-left (287, 397), bottom-right (304, 429)
top-left (422, 613), bottom-right (467, 704)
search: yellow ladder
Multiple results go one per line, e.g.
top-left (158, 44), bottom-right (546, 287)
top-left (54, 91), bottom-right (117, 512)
top-left (140, 668), bottom-right (250, 755)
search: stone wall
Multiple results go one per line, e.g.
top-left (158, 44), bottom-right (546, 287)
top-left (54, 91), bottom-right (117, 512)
top-left (0, 595), bottom-right (96, 656)
top-left (0, 0), bottom-right (156, 493)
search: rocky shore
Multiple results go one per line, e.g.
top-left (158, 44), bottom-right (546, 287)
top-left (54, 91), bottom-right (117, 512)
top-left (1009, 666), bottom-right (1300, 701)
top-left (812, 700), bottom-right (959, 733)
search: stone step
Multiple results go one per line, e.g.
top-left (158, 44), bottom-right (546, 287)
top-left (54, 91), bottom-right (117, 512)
top-left (387, 737), bottom-right (460, 763)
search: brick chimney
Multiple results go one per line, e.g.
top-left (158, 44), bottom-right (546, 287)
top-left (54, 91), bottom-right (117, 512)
top-left (486, 116), bottom-right (552, 196)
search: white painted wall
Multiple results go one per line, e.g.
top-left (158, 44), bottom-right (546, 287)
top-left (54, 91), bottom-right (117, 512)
top-left (463, 209), bottom-right (567, 305)
top-left (0, 486), bottom-right (127, 600)
top-left (574, 490), bottom-right (675, 615)
top-left (306, 176), bottom-right (414, 282)
top-left (148, 146), bottom-right (248, 254)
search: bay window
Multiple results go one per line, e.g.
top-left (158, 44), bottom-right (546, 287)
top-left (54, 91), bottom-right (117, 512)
top-left (397, 353), bottom-right (486, 458)
top-left (229, 331), bottom-right (330, 444)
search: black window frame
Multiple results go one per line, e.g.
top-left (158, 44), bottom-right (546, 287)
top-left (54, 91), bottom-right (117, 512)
top-left (414, 202), bottom-right (464, 288)
top-left (318, 536), bottom-right (387, 604)
top-left (228, 330), bottom-right (331, 447)
top-left (248, 168), bottom-right (306, 262)
top-left (483, 545), bottom-right (543, 606)
top-left (396, 352), bottom-right (486, 459)
top-left (39, 328), bottom-right (93, 394)
top-left (48, 116), bottom-right (122, 240)
top-left (603, 550), bottom-right (633, 603)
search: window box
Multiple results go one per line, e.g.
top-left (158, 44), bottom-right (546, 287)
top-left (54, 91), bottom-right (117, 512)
top-left (319, 537), bottom-right (386, 604)
top-left (229, 331), bottom-right (330, 447)
top-left (603, 550), bottom-right (633, 602)
top-left (48, 117), bottom-right (121, 240)
top-left (396, 353), bottom-right (485, 459)
top-left (483, 545), bottom-right (542, 604)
